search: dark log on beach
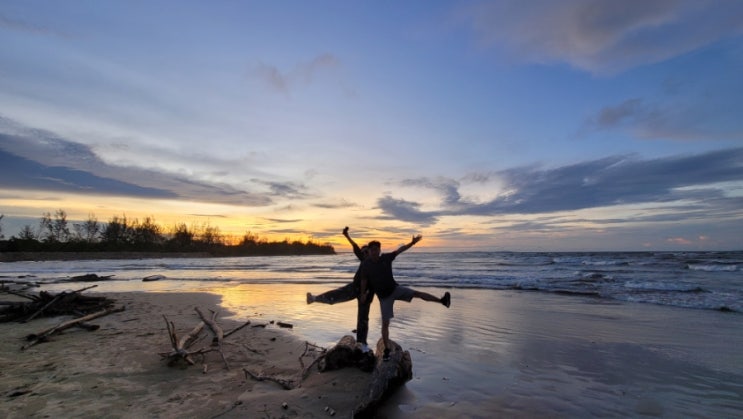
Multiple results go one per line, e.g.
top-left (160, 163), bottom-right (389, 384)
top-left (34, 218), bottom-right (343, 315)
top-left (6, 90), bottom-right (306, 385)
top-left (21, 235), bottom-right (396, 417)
top-left (22, 305), bottom-right (126, 350)
top-left (319, 335), bottom-right (376, 373)
top-left (1, 286), bottom-right (114, 323)
top-left (353, 339), bottom-right (413, 418)
top-left (22, 285), bottom-right (99, 323)
top-left (67, 273), bottom-right (115, 282)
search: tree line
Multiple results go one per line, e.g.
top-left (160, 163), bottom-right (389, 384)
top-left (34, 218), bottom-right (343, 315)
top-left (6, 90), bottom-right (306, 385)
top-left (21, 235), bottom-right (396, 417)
top-left (0, 210), bottom-right (335, 256)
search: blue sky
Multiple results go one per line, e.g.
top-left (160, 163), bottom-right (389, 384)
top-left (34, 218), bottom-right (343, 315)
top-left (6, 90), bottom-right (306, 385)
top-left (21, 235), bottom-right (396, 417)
top-left (1, 0), bottom-right (742, 251)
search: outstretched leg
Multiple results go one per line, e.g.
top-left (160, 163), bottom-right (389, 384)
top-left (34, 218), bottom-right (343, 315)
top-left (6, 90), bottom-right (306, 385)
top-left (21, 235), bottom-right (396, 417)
top-left (412, 290), bottom-right (451, 307)
top-left (308, 283), bottom-right (356, 305)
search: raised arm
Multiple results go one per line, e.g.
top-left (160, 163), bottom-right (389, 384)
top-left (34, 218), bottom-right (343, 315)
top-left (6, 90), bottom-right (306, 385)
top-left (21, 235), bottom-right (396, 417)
top-left (343, 226), bottom-right (364, 260)
top-left (394, 234), bottom-right (422, 256)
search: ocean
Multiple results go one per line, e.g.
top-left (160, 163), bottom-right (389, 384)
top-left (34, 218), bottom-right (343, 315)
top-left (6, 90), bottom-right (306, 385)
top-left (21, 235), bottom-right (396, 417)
top-left (2, 251), bottom-right (742, 417)
top-left (3, 251), bottom-right (741, 312)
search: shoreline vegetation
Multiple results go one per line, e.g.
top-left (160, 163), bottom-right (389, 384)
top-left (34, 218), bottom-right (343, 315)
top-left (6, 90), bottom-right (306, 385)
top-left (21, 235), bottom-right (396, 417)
top-left (0, 210), bottom-right (336, 262)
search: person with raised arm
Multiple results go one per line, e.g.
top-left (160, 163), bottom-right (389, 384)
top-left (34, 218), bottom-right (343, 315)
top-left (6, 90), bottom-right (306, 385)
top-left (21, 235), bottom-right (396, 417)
top-left (307, 227), bottom-right (374, 352)
top-left (359, 235), bottom-right (450, 361)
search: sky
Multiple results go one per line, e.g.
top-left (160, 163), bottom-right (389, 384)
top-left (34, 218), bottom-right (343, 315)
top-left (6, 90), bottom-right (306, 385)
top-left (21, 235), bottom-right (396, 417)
top-left (1, 0), bottom-right (742, 252)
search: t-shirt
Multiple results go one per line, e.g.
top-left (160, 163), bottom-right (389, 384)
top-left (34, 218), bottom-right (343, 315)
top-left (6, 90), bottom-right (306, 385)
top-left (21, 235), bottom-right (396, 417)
top-left (361, 252), bottom-right (398, 298)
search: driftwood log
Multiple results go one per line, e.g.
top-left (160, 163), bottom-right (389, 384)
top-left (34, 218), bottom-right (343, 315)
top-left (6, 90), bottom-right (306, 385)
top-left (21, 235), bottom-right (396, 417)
top-left (319, 335), bottom-right (376, 373)
top-left (160, 308), bottom-right (252, 369)
top-left (22, 305), bottom-right (126, 350)
top-left (353, 338), bottom-right (413, 418)
top-left (1, 286), bottom-right (114, 323)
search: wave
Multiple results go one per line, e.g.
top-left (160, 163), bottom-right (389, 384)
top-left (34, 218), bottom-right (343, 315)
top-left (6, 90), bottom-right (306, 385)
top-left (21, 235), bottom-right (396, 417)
top-left (687, 264), bottom-right (739, 272)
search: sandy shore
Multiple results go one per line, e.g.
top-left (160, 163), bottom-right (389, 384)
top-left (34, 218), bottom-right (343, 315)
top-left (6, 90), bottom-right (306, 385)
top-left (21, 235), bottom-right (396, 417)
top-left (2, 285), bottom-right (741, 418)
top-left (0, 291), bottom-right (373, 418)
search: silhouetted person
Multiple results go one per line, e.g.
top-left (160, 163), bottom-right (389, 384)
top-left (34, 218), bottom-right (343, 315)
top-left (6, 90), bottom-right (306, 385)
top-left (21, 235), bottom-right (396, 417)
top-left (359, 235), bottom-right (450, 361)
top-left (307, 227), bottom-right (374, 352)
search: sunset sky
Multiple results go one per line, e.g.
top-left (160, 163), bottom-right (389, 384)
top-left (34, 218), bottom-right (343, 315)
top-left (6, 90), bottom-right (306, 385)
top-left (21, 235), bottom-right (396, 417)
top-left (1, 1), bottom-right (742, 251)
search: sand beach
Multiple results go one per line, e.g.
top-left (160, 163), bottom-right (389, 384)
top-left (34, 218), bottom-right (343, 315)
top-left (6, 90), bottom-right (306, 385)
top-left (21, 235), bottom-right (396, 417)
top-left (0, 291), bottom-right (374, 418)
top-left (1, 283), bottom-right (741, 418)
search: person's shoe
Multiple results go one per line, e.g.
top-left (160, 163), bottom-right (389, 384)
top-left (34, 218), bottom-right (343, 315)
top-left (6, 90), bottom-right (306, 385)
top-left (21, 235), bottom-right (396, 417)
top-left (360, 343), bottom-right (370, 353)
top-left (383, 348), bottom-right (390, 362)
top-left (441, 292), bottom-right (451, 308)
top-left (306, 292), bottom-right (314, 304)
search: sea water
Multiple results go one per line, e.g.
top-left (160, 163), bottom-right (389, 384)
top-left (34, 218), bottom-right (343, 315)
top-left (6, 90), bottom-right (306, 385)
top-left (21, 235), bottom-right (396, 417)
top-left (2, 251), bottom-right (742, 417)
top-left (3, 251), bottom-right (741, 312)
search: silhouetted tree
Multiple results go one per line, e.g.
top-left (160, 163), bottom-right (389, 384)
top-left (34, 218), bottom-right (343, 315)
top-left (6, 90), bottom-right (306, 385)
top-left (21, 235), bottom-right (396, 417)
top-left (131, 217), bottom-right (163, 248)
top-left (17, 225), bottom-right (36, 240)
top-left (73, 213), bottom-right (101, 244)
top-left (170, 223), bottom-right (194, 249)
top-left (39, 210), bottom-right (71, 243)
top-left (198, 223), bottom-right (224, 246)
top-left (100, 215), bottom-right (130, 246)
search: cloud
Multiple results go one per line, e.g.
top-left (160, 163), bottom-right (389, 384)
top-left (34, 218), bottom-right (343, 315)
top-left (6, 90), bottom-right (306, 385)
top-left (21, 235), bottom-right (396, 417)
top-left (0, 13), bottom-right (73, 39)
top-left (250, 179), bottom-right (310, 199)
top-left (263, 218), bottom-right (303, 224)
top-left (400, 177), bottom-right (463, 206)
top-left (377, 148), bottom-right (743, 224)
top-left (457, 0), bottom-right (743, 74)
top-left (376, 196), bottom-right (441, 226)
top-left (252, 53), bottom-right (340, 94)
top-left (0, 127), bottom-right (275, 207)
top-left (589, 95), bottom-right (743, 141)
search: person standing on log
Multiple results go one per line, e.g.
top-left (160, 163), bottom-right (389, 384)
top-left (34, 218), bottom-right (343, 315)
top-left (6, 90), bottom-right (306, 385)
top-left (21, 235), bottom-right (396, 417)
top-left (359, 235), bottom-right (451, 361)
top-left (306, 226), bottom-right (374, 352)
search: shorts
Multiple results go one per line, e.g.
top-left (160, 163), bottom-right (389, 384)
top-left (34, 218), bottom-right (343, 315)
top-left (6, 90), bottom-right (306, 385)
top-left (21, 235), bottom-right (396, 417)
top-left (379, 286), bottom-right (415, 321)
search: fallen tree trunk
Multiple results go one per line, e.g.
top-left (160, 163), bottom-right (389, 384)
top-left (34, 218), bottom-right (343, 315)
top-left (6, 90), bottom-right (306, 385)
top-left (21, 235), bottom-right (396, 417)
top-left (22, 305), bottom-right (126, 350)
top-left (319, 335), bottom-right (375, 373)
top-left (353, 338), bottom-right (413, 418)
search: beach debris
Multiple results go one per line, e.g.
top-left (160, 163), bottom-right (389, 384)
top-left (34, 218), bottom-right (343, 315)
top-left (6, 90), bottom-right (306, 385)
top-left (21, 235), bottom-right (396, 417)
top-left (142, 274), bottom-right (166, 282)
top-left (324, 406), bottom-right (336, 416)
top-left (276, 321), bottom-right (293, 329)
top-left (281, 402), bottom-right (288, 409)
top-left (68, 273), bottom-right (115, 282)
top-left (353, 338), bottom-right (413, 417)
top-left (22, 305), bottom-right (126, 350)
top-left (159, 307), bottom-right (252, 369)
top-left (243, 341), bottom-right (327, 390)
top-left (0, 285), bottom-right (116, 323)
top-left (318, 335), bottom-right (375, 373)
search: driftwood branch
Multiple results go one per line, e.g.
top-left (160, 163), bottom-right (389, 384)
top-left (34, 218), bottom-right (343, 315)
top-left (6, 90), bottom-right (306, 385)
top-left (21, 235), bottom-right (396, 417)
top-left (242, 367), bottom-right (297, 390)
top-left (160, 315), bottom-right (209, 366)
top-left (241, 339), bottom-right (328, 390)
top-left (224, 320), bottom-right (251, 338)
top-left (195, 307), bottom-right (228, 369)
top-left (22, 305), bottom-right (125, 350)
top-left (22, 285), bottom-right (98, 323)
top-left (161, 307), bottom-right (250, 369)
